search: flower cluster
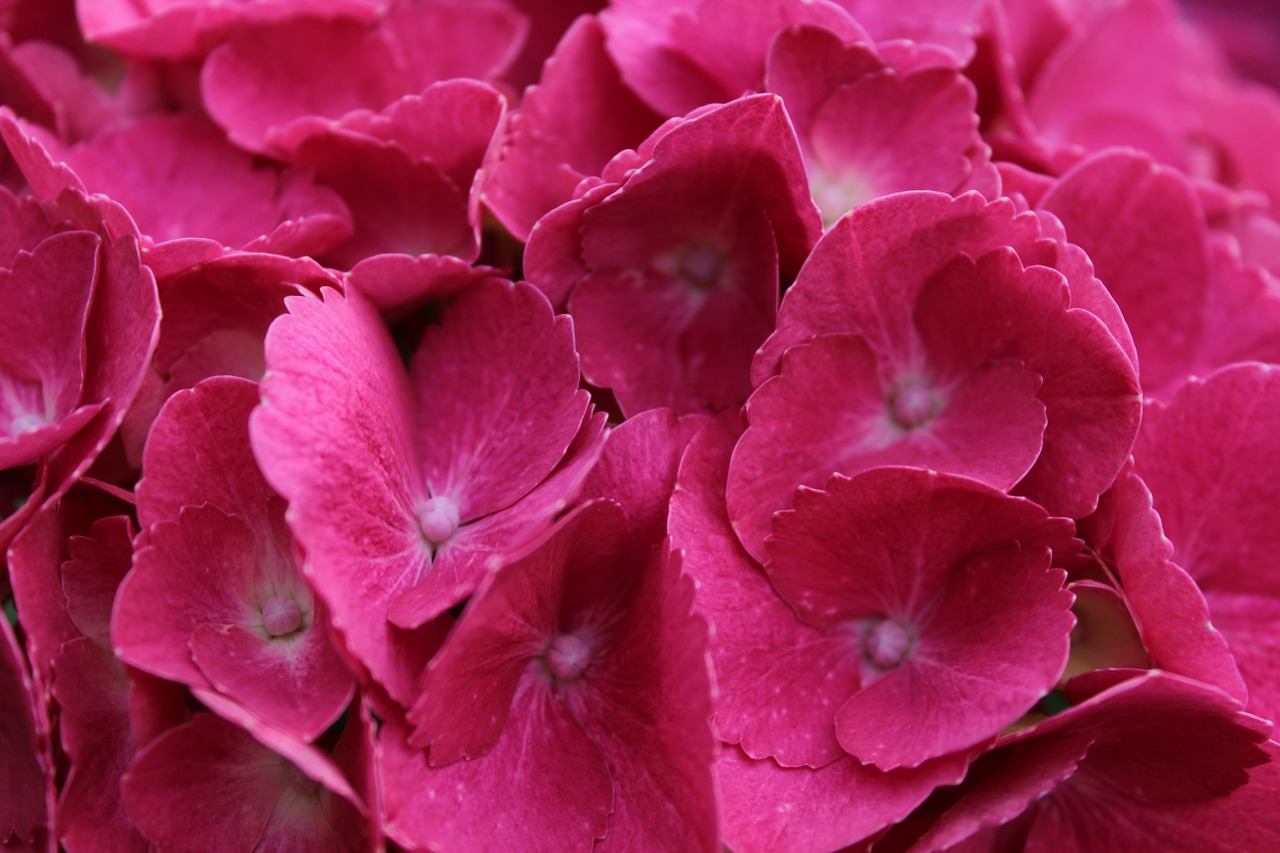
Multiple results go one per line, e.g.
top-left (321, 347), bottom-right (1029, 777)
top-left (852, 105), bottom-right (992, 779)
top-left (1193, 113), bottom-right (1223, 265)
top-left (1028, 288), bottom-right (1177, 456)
top-left (3, 0), bottom-right (1280, 851)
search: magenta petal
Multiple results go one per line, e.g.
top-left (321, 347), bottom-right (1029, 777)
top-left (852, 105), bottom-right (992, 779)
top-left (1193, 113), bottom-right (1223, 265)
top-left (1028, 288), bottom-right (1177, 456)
top-left (1039, 149), bottom-right (1208, 392)
top-left (201, 16), bottom-right (403, 155)
top-left (1133, 363), bottom-right (1280, 720)
top-left (252, 287), bottom-right (433, 707)
top-left (383, 687), bottom-right (612, 853)
top-left (0, 616), bottom-right (52, 848)
top-left (413, 279), bottom-right (585, 522)
top-left (112, 504), bottom-right (256, 688)
top-left (136, 376), bottom-right (275, 532)
top-left (671, 411), bottom-right (863, 767)
top-left (123, 713), bottom-right (358, 853)
top-left (60, 514), bottom-right (134, 649)
top-left (387, 409), bottom-right (607, 632)
top-left (52, 638), bottom-right (147, 853)
top-left (767, 469), bottom-right (1075, 769)
top-left (1103, 467), bottom-right (1245, 701)
top-left (716, 746), bottom-right (969, 853)
top-left (483, 16), bottom-right (661, 240)
top-left (190, 622), bottom-right (353, 743)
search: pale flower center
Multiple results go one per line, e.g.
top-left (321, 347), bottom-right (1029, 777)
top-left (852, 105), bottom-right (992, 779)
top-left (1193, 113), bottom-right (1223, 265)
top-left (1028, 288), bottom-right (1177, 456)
top-left (262, 596), bottom-right (303, 637)
top-left (419, 496), bottom-right (460, 545)
top-left (889, 381), bottom-right (938, 429)
top-left (544, 633), bottom-right (591, 682)
top-left (864, 619), bottom-right (912, 670)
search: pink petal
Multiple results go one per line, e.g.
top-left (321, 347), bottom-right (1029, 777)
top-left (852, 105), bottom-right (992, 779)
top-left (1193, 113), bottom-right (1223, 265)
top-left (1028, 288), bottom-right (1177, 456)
top-left (727, 328), bottom-right (1046, 563)
top-left (201, 16), bottom-right (403, 155)
top-left (136, 376), bottom-right (275, 533)
top-left (113, 504), bottom-right (258, 688)
top-left (251, 287), bottom-right (436, 707)
top-left (767, 469), bottom-right (1075, 768)
top-left (1040, 149), bottom-right (1208, 392)
top-left (0, 616), bottom-right (53, 848)
top-left (483, 16), bottom-right (662, 241)
top-left (123, 713), bottom-right (361, 853)
top-left (381, 0), bottom-right (528, 90)
top-left (670, 412), bottom-right (860, 767)
top-left (51, 638), bottom-right (147, 853)
top-left (717, 745), bottom-right (969, 853)
top-left (382, 688), bottom-right (612, 853)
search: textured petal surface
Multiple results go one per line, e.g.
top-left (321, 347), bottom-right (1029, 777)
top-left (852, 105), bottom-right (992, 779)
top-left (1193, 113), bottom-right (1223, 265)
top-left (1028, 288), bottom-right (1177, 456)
top-left (252, 287), bottom-right (436, 707)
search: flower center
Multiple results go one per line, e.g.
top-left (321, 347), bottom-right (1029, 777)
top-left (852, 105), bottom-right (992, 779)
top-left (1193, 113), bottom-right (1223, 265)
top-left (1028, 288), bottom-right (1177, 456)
top-left (677, 244), bottom-right (726, 290)
top-left (262, 596), bottom-right (302, 637)
top-left (864, 619), bottom-right (912, 670)
top-left (418, 496), bottom-right (460, 545)
top-left (889, 382), bottom-right (938, 429)
top-left (544, 633), bottom-right (591, 682)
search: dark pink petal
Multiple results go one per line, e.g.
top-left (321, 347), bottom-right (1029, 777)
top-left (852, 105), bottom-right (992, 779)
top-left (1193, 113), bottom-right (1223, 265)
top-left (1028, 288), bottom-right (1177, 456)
top-left (909, 672), bottom-right (1274, 852)
top-left (385, 280), bottom-right (593, 629)
top-left (52, 638), bottom-right (147, 853)
top-left (717, 746), bottom-right (969, 853)
top-left (345, 253), bottom-right (504, 315)
top-left (670, 412), bottom-right (860, 767)
top-left (414, 279), bottom-right (585, 524)
top-left (78, 0), bottom-right (384, 59)
top-left (483, 15), bottom-right (662, 240)
top-left (191, 620), bottom-right (353, 743)
top-left (574, 549), bottom-right (719, 853)
top-left (252, 287), bottom-right (435, 707)
top-left (0, 230), bottom-right (96, 468)
top-left (579, 407), bottom-right (705, 542)
top-left (1026, 0), bottom-right (1217, 166)
top-left (60, 514), bottom-right (133, 649)
top-left (757, 192), bottom-right (1039, 383)
top-left (0, 616), bottom-right (53, 848)
top-left (113, 504), bottom-right (257, 688)
top-left (382, 690), bottom-right (612, 853)
top-left (1040, 149), bottom-right (1208, 392)
top-left (51, 114), bottom-right (350, 255)
top-left (1100, 467), bottom-right (1246, 701)
top-left (292, 129), bottom-right (475, 266)
top-left (136, 376), bottom-right (275, 532)
top-left (201, 16), bottom-right (404, 155)
top-left (1133, 363), bottom-right (1280, 594)
top-left (767, 469), bottom-right (1075, 769)
top-left (123, 713), bottom-right (362, 853)
top-left (382, 0), bottom-right (527, 89)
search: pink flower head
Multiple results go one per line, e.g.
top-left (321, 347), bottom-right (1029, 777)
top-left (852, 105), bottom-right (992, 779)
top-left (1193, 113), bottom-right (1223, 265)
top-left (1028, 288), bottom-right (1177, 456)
top-left (730, 190), bottom-right (1140, 561)
top-left (1133, 362), bottom-right (1280, 723)
top-left (525, 93), bottom-right (822, 415)
top-left (116, 377), bottom-right (355, 740)
top-left (0, 184), bottom-right (157, 555)
top-left (896, 671), bottom-right (1279, 852)
top-left (252, 281), bottom-right (603, 706)
top-left (383, 499), bottom-right (717, 852)
top-left (0, 110), bottom-right (353, 278)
